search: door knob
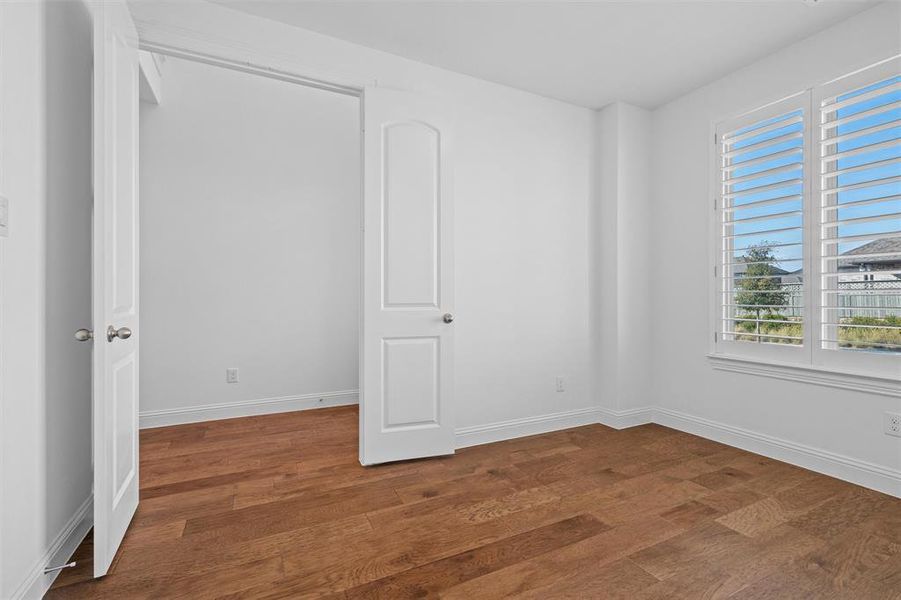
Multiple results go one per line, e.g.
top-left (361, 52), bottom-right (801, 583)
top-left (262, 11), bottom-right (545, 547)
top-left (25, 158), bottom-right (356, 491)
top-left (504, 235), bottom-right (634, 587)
top-left (107, 325), bottom-right (132, 342)
top-left (74, 328), bottom-right (93, 342)
top-left (443, 313), bottom-right (454, 324)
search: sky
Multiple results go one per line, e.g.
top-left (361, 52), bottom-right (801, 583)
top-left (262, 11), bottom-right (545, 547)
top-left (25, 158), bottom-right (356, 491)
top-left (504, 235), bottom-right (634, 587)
top-left (725, 75), bottom-right (900, 272)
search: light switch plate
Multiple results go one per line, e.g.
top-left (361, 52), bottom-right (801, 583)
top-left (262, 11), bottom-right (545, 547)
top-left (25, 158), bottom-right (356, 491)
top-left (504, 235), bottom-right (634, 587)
top-left (0, 195), bottom-right (8, 238)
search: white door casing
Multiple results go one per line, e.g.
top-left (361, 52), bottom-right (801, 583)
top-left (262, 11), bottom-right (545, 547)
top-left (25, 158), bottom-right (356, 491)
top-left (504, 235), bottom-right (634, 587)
top-left (360, 87), bottom-right (455, 465)
top-left (91, 0), bottom-right (140, 577)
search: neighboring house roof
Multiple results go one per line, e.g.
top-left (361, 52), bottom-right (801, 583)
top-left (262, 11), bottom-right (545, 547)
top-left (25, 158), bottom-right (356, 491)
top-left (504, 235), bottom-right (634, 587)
top-left (838, 238), bottom-right (901, 270)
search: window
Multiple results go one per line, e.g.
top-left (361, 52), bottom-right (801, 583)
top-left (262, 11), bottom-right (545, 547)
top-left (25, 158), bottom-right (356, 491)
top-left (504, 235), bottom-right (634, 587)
top-left (715, 94), bottom-right (810, 363)
top-left (713, 57), bottom-right (900, 379)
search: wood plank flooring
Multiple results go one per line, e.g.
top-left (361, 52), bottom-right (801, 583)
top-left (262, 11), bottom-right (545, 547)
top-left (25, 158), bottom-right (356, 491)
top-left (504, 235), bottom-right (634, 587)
top-left (47, 405), bottom-right (901, 599)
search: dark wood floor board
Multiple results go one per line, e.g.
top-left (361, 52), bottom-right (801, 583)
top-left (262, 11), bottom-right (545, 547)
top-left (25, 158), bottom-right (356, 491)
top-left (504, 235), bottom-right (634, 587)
top-left (111, 513), bottom-right (373, 585)
top-left (628, 520), bottom-right (756, 580)
top-left (734, 459), bottom-right (823, 497)
top-left (279, 485), bottom-right (620, 594)
top-left (591, 474), bottom-right (713, 526)
top-left (717, 473), bottom-right (858, 539)
top-left (729, 560), bottom-right (901, 600)
top-left (659, 499), bottom-right (723, 528)
top-left (180, 482), bottom-right (402, 545)
top-left (639, 523), bottom-right (824, 599)
top-left (804, 527), bottom-right (901, 592)
top-left (274, 503), bottom-right (591, 596)
top-left (130, 485), bottom-right (236, 530)
top-left (140, 463), bottom-right (298, 500)
top-left (145, 430), bottom-right (303, 461)
top-left (439, 516), bottom-right (683, 599)
top-left (49, 405), bottom-right (901, 599)
top-left (690, 466), bottom-right (755, 491)
top-left (272, 455), bottom-right (434, 496)
top-left (641, 430), bottom-right (732, 458)
top-left (715, 496), bottom-right (794, 538)
top-left (233, 469), bottom-right (423, 511)
top-left (342, 514), bottom-right (609, 599)
top-left (697, 484), bottom-right (766, 514)
top-left (139, 452), bottom-right (285, 488)
top-left (788, 484), bottom-right (897, 540)
top-left (637, 447), bottom-right (745, 484)
top-left (139, 423), bottom-right (206, 445)
top-left (366, 474), bottom-right (520, 531)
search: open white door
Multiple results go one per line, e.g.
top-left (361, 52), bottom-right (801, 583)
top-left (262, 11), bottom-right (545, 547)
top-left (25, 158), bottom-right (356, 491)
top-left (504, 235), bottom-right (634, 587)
top-left (91, 0), bottom-right (140, 577)
top-left (360, 88), bottom-right (455, 465)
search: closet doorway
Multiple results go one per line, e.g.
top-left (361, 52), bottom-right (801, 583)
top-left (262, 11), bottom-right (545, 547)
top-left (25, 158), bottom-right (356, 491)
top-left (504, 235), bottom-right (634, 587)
top-left (139, 53), bottom-right (362, 432)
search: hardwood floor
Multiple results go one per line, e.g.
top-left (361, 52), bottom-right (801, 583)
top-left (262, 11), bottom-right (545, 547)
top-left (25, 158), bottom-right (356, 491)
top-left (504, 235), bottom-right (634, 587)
top-left (48, 405), bottom-right (900, 599)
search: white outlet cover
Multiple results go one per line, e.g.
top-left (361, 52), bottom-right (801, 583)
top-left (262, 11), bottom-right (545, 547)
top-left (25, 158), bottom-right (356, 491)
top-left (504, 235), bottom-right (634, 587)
top-left (884, 412), bottom-right (901, 437)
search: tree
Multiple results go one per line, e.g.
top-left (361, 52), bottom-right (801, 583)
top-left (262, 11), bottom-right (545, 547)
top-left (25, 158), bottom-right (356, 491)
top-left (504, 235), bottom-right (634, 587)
top-left (734, 243), bottom-right (788, 341)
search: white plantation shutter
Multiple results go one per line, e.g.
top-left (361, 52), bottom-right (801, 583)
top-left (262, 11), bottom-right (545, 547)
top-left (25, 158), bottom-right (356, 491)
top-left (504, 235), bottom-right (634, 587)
top-left (714, 93), bottom-right (810, 361)
top-left (813, 57), bottom-right (901, 375)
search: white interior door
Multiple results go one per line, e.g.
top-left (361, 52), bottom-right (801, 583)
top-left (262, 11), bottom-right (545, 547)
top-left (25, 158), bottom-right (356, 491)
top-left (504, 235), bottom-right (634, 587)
top-left (91, 0), bottom-right (140, 577)
top-left (360, 87), bottom-right (455, 465)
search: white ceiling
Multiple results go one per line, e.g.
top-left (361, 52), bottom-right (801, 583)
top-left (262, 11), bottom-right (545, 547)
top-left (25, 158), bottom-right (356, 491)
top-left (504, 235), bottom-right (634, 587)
top-left (214, 0), bottom-right (876, 110)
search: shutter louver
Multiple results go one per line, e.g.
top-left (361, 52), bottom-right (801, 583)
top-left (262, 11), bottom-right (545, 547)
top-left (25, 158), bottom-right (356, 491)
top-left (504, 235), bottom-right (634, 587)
top-left (718, 105), bottom-right (806, 347)
top-left (818, 74), bottom-right (901, 354)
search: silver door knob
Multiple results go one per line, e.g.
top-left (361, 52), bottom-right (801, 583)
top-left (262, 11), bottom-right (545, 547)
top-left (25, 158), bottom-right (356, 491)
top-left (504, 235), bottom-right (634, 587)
top-left (443, 313), bottom-right (454, 324)
top-left (107, 325), bottom-right (132, 342)
top-left (74, 328), bottom-right (93, 342)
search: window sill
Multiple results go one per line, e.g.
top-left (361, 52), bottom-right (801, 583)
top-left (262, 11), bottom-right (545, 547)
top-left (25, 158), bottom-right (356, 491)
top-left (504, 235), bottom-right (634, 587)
top-left (707, 354), bottom-right (900, 398)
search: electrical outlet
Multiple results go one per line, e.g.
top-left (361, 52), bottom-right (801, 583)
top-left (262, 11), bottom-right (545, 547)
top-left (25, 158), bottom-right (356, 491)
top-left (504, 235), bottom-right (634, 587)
top-left (885, 412), bottom-right (901, 437)
top-left (555, 376), bottom-right (565, 392)
top-left (226, 368), bottom-right (239, 384)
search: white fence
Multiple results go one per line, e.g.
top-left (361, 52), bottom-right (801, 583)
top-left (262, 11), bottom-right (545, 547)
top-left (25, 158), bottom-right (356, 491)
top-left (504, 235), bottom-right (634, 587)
top-left (781, 281), bottom-right (900, 319)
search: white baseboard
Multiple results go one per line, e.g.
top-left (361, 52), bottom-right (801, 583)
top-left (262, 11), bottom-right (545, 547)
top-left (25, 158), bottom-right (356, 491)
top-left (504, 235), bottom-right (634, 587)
top-left (139, 389), bottom-right (359, 429)
top-left (14, 495), bottom-right (92, 600)
top-left (454, 403), bottom-right (899, 497)
top-left (596, 405), bottom-right (655, 429)
top-left (652, 407), bottom-right (901, 498)
top-left (455, 406), bottom-right (602, 449)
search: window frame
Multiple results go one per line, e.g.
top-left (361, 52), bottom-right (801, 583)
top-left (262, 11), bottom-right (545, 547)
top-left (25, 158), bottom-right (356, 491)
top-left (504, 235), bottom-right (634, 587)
top-left (811, 56), bottom-right (901, 378)
top-left (708, 57), bottom-right (901, 383)
top-left (711, 91), bottom-right (813, 365)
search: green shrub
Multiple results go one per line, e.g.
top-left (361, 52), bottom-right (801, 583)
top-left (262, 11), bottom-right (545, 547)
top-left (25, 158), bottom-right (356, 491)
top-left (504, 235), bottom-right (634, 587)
top-left (733, 313), bottom-right (802, 344)
top-left (845, 315), bottom-right (901, 327)
top-left (731, 314), bottom-right (901, 350)
top-left (839, 315), bottom-right (901, 350)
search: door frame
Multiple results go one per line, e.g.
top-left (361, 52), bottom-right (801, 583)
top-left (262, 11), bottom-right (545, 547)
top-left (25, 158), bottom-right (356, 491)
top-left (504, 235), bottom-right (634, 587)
top-left (134, 28), bottom-right (374, 457)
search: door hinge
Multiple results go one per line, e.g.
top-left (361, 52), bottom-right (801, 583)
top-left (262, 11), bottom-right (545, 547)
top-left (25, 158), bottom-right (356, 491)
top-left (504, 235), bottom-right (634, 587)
top-left (714, 331), bottom-right (717, 342)
top-left (714, 132), bottom-right (718, 145)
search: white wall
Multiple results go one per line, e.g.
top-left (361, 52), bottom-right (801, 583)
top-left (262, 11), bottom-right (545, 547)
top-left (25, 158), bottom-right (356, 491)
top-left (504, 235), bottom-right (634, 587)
top-left (592, 103), bottom-right (653, 415)
top-left (0, 3), bottom-right (45, 595)
top-left (591, 105), bottom-right (620, 414)
top-left (617, 104), bottom-right (653, 411)
top-left (650, 2), bottom-right (901, 481)
top-left (140, 55), bottom-right (360, 422)
top-left (131, 0), bottom-right (595, 432)
top-left (0, 1), bottom-right (93, 597)
top-left (43, 0), bottom-right (94, 577)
